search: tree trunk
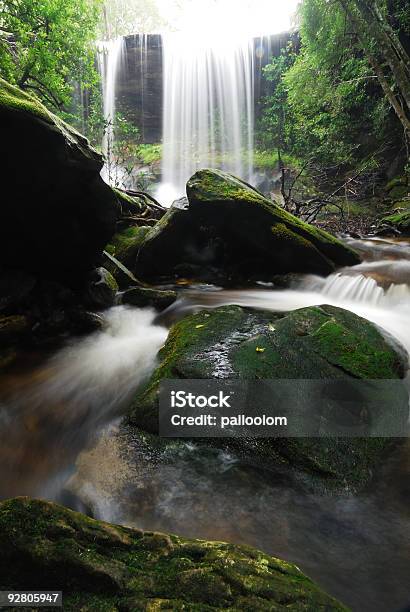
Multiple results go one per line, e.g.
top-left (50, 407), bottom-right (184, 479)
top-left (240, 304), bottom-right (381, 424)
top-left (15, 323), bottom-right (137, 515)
top-left (350, 0), bottom-right (410, 113)
top-left (339, 0), bottom-right (410, 137)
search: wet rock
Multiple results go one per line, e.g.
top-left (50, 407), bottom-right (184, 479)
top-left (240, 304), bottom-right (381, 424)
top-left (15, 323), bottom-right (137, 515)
top-left (136, 169), bottom-right (360, 283)
top-left (380, 210), bottom-right (410, 235)
top-left (0, 497), bottom-right (347, 610)
top-left (0, 78), bottom-right (118, 283)
top-left (129, 304), bottom-right (408, 493)
top-left (0, 315), bottom-right (30, 342)
top-left (106, 225), bottom-right (151, 276)
top-left (83, 268), bottom-right (119, 309)
top-left (102, 250), bottom-right (141, 289)
top-left (121, 286), bottom-right (177, 310)
top-left (68, 310), bottom-right (105, 335)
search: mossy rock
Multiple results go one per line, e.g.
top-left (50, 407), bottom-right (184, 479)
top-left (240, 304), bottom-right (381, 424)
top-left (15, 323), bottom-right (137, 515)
top-left (0, 497), bottom-right (348, 610)
top-left (386, 176), bottom-right (409, 200)
top-left (381, 210), bottom-right (410, 234)
top-left (106, 225), bottom-right (151, 272)
top-left (83, 267), bottom-right (119, 309)
top-left (136, 170), bottom-right (360, 283)
top-left (121, 286), bottom-right (177, 310)
top-left (129, 304), bottom-right (408, 492)
top-left (0, 78), bottom-right (118, 284)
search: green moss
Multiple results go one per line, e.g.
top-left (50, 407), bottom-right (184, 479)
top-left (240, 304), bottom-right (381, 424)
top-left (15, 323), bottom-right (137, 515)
top-left (0, 497), bottom-right (348, 611)
top-left (129, 303), bottom-right (407, 492)
top-left (386, 176), bottom-right (409, 201)
top-left (186, 169), bottom-right (360, 266)
top-left (381, 210), bottom-right (410, 233)
top-left (121, 286), bottom-right (176, 310)
top-left (0, 77), bottom-right (52, 123)
top-left (0, 78), bottom-right (99, 161)
top-left (386, 176), bottom-right (407, 191)
top-left (106, 226), bottom-right (151, 275)
top-left (309, 318), bottom-right (397, 378)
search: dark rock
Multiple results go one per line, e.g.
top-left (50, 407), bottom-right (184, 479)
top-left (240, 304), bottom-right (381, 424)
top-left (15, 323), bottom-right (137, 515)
top-left (0, 314), bottom-right (30, 342)
top-left (0, 79), bottom-right (118, 284)
top-left (0, 497), bottom-right (347, 610)
top-left (102, 250), bottom-right (141, 289)
top-left (129, 304), bottom-right (408, 492)
top-left (83, 268), bottom-right (119, 309)
top-left (121, 286), bottom-right (177, 310)
top-left (0, 270), bottom-right (36, 312)
top-left (136, 169), bottom-right (360, 283)
top-left (68, 310), bottom-right (105, 335)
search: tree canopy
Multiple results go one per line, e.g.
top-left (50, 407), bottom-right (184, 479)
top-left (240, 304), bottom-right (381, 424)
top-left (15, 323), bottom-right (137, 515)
top-left (260, 0), bottom-right (410, 173)
top-left (0, 0), bottom-right (102, 112)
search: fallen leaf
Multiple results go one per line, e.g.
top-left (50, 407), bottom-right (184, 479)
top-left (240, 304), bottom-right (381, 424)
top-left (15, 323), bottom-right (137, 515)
top-left (256, 347), bottom-right (265, 353)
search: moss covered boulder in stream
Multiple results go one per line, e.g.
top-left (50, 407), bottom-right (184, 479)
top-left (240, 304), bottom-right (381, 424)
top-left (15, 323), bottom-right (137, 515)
top-left (129, 304), bottom-right (408, 493)
top-left (0, 497), bottom-right (347, 610)
top-left (0, 78), bottom-right (117, 283)
top-left (381, 210), bottom-right (410, 234)
top-left (136, 169), bottom-right (360, 283)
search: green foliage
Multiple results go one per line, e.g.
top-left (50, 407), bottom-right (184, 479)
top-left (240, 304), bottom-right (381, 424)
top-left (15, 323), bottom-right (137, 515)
top-left (285, 0), bottom-right (393, 165)
top-left (259, 0), bottom-right (406, 172)
top-left (135, 142), bottom-right (162, 165)
top-left (259, 43), bottom-right (297, 159)
top-left (97, 0), bottom-right (165, 38)
top-left (0, 0), bottom-right (102, 115)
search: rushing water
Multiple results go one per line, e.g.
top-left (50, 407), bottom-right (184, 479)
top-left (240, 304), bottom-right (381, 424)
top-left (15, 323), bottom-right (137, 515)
top-left (158, 31), bottom-right (254, 204)
top-left (1, 237), bottom-right (410, 611)
top-left (0, 308), bottom-right (167, 500)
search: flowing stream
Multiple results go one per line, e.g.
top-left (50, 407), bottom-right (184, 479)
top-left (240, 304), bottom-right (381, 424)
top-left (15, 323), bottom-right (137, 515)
top-left (1, 236), bottom-right (410, 611)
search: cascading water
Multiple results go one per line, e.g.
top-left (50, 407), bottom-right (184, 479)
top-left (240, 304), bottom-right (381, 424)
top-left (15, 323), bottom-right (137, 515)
top-left (1, 236), bottom-right (410, 611)
top-left (136, 33), bottom-right (149, 142)
top-left (0, 307), bottom-right (167, 500)
top-left (97, 37), bottom-right (126, 185)
top-left (158, 30), bottom-right (255, 204)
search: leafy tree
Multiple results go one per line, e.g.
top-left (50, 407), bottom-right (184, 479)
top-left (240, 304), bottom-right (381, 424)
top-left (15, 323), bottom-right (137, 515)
top-left (338, 0), bottom-right (410, 136)
top-left (0, 0), bottom-right (102, 112)
top-left (98, 0), bottom-right (164, 39)
top-left (260, 44), bottom-right (297, 167)
top-left (260, 0), bottom-right (408, 173)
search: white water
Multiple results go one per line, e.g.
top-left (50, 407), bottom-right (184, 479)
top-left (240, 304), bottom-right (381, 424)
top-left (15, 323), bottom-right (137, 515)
top-left (0, 307), bottom-right (167, 499)
top-left (97, 38), bottom-right (126, 186)
top-left (1, 238), bottom-right (410, 611)
top-left (175, 268), bottom-right (410, 355)
top-left (158, 31), bottom-right (255, 204)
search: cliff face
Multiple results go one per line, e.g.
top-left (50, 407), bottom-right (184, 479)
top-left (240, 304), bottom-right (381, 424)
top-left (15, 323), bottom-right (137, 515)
top-left (115, 34), bottom-right (163, 144)
top-left (112, 32), bottom-right (296, 144)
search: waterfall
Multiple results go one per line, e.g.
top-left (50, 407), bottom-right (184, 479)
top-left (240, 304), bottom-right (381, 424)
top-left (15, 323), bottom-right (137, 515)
top-left (158, 32), bottom-right (255, 204)
top-left (97, 38), bottom-right (126, 185)
top-left (136, 33), bottom-right (149, 142)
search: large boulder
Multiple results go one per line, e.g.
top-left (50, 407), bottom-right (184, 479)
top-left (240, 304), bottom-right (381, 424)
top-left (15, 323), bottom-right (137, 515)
top-left (0, 497), bottom-right (347, 610)
top-left (0, 78), bottom-right (118, 283)
top-left (129, 304), bottom-right (408, 492)
top-left (381, 209), bottom-right (410, 234)
top-left (136, 170), bottom-right (360, 283)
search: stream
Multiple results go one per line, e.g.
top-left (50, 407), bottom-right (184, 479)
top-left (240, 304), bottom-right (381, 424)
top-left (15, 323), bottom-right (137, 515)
top-left (1, 236), bottom-right (410, 612)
